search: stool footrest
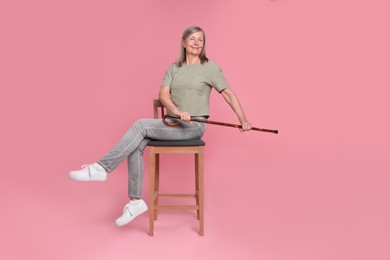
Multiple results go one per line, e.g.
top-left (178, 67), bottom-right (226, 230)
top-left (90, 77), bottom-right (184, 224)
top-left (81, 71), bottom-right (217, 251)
top-left (158, 194), bottom-right (196, 198)
top-left (156, 205), bottom-right (199, 210)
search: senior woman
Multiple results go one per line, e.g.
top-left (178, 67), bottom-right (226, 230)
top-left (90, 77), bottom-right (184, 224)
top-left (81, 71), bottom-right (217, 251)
top-left (69, 26), bottom-right (252, 226)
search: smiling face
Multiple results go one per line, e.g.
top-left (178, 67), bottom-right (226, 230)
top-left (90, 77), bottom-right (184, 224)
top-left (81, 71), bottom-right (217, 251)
top-left (182, 31), bottom-right (204, 57)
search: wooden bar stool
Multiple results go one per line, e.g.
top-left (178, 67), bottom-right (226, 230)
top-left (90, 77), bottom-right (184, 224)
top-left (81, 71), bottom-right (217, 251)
top-left (148, 100), bottom-right (205, 236)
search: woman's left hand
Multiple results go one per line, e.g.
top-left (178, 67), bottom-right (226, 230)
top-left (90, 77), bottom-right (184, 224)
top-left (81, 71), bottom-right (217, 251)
top-left (240, 122), bottom-right (252, 132)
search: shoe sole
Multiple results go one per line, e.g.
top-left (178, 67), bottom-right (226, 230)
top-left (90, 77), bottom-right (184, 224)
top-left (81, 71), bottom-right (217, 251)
top-left (69, 173), bottom-right (107, 181)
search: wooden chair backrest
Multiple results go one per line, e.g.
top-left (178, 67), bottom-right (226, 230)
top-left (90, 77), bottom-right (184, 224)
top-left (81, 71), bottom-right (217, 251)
top-left (153, 99), bottom-right (166, 119)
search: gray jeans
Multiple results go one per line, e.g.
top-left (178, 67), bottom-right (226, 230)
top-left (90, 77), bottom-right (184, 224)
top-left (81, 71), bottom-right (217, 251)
top-left (97, 118), bottom-right (206, 198)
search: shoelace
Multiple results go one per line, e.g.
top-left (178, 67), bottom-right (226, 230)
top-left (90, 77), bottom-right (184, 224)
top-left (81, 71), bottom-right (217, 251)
top-left (123, 204), bottom-right (134, 216)
top-left (81, 164), bottom-right (93, 178)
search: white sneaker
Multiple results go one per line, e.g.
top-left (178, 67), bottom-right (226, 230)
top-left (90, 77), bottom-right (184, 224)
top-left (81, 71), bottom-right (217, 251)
top-left (69, 163), bottom-right (107, 181)
top-left (115, 199), bottom-right (148, 226)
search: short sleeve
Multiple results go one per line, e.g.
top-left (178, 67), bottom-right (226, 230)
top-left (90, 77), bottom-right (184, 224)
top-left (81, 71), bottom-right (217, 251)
top-left (161, 63), bottom-right (175, 86)
top-left (209, 62), bottom-right (230, 93)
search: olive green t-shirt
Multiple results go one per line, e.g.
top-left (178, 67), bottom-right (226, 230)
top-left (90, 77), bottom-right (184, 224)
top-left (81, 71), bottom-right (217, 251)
top-left (161, 60), bottom-right (230, 116)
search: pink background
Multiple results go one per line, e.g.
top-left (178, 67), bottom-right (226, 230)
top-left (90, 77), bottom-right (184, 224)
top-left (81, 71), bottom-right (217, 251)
top-left (1, 0), bottom-right (389, 259)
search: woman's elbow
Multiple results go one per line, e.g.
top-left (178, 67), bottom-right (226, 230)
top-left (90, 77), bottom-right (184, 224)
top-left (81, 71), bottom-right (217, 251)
top-left (160, 86), bottom-right (171, 99)
top-left (159, 89), bottom-right (167, 100)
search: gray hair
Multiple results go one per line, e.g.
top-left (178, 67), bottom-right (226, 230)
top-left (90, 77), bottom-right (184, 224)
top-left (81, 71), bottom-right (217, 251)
top-left (175, 26), bottom-right (208, 67)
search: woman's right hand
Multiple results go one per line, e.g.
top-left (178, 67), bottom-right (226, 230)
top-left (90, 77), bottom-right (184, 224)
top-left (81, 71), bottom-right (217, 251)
top-left (175, 110), bottom-right (191, 123)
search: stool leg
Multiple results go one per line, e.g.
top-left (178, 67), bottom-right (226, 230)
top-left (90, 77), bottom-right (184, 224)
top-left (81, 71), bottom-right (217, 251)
top-left (149, 149), bottom-right (156, 236)
top-left (195, 154), bottom-right (200, 220)
top-left (154, 154), bottom-right (160, 220)
top-left (197, 147), bottom-right (205, 236)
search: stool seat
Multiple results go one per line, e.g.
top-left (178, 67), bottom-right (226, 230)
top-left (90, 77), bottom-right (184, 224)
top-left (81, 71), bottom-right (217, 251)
top-left (148, 139), bottom-right (205, 147)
